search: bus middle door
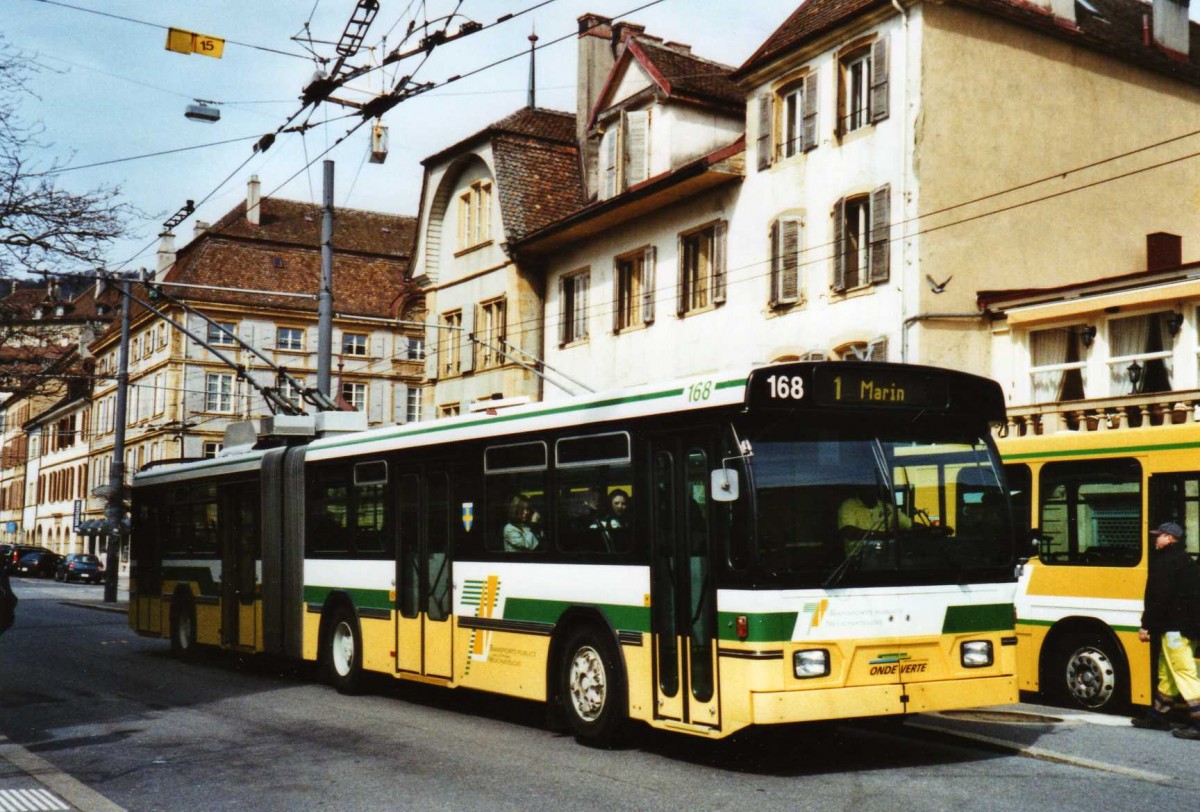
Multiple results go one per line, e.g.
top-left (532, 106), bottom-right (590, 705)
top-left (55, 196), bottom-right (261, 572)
top-left (395, 468), bottom-right (453, 679)
top-left (649, 435), bottom-right (720, 730)
top-left (220, 483), bottom-right (259, 650)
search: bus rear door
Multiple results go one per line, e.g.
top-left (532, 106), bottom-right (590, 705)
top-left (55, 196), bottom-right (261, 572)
top-left (649, 434), bottom-right (721, 730)
top-left (395, 468), bottom-right (453, 679)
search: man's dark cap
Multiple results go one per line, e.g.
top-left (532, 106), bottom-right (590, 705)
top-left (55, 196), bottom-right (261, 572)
top-left (1154, 522), bottom-right (1185, 540)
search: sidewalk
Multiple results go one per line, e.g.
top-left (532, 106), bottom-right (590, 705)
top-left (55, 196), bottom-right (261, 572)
top-left (58, 575), bottom-right (129, 616)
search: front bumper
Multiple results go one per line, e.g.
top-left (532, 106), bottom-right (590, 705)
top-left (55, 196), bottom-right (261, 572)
top-left (750, 675), bottom-right (1019, 724)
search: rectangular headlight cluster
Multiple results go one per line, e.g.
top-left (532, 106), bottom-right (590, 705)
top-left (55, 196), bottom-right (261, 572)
top-left (793, 649), bottom-right (830, 679)
top-left (961, 640), bottom-right (993, 668)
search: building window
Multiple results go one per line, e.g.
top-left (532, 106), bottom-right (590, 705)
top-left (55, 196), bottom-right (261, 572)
top-left (677, 222), bottom-right (727, 317)
top-left (836, 338), bottom-right (888, 362)
top-left (770, 216), bottom-right (803, 307)
top-left (559, 271), bottom-right (590, 346)
top-left (599, 109), bottom-right (650, 199)
top-left (1029, 327), bottom-right (1088, 403)
top-left (839, 38), bottom-right (887, 136)
top-left (341, 381), bottom-right (366, 412)
top-left (458, 180), bottom-right (492, 249)
top-left (202, 442), bottom-right (222, 459)
top-left (406, 387), bottom-right (423, 423)
top-left (207, 321), bottom-right (237, 346)
top-left (476, 298), bottom-right (507, 369)
top-left (1109, 312), bottom-right (1174, 396)
top-left (614, 247), bottom-right (656, 332)
top-left (278, 376), bottom-right (304, 409)
top-left (440, 310), bottom-right (462, 376)
top-left (833, 186), bottom-right (890, 292)
top-left (277, 327), bottom-right (304, 351)
top-left (439, 403), bottom-right (461, 418)
top-left (342, 333), bottom-right (368, 357)
top-left (403, 336), bottom-right (425, 361)
top-left (759, 73), bottom-right (818, 168)
top-left (205, 373), bottom-right (234, 413)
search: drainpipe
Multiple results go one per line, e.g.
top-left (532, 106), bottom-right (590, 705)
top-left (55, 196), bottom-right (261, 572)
top-left (892, 0), bottom-right (913, 345)
top-left (902, 313), bottom-right (984, 363)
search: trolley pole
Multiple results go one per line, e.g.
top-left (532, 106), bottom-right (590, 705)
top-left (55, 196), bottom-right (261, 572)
top-left (103, 274), bottom-right (131, 603)
top-left (316, 160), bottom-right (335, 399)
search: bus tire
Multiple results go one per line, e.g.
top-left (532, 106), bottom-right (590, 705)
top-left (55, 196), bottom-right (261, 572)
top-left (169, 592), bottom-right (198, 660)
top-left (324, 605), bottom-right (364, 695)
top-left (1050, 634), bottom-right (1127, 712)
top-left (559, 626), bottom-right (626, 747)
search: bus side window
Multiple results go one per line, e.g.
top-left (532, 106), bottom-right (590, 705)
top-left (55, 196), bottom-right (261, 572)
top-left (1149, 473), bottom-right (1200, 559)
top-left (1039, 458), bottom-right (1141, 567)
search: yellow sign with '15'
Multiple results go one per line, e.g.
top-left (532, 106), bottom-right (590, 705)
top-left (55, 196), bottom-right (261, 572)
top-left (166, 28), bottom-right (225, 59)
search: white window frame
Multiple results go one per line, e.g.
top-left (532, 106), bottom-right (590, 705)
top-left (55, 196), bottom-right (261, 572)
top-left (342, 332), bottom-right (368, 357)
top-left (205, 372), bottom-right (234, 413)
top-left (560, 271), bottom-right (590, 346)
top-left (207, 321), bottom-right (237, 346)
top-left (341, 381), bottom-right (366, 412)
top-left (406, 387), bottom-right (423, 424)
top-left (277, 327), bottom-right (304, 352)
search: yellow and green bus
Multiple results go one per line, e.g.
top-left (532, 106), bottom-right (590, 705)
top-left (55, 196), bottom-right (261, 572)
top-left (129, 361), bottom-right (1019, 743)
top-left (999, 419), bottom-right (1200, 712)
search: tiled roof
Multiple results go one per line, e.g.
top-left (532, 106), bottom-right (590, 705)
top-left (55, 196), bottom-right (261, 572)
top-left (205, 197), bottom-right (415, 258)
top-left (737, 0), bottom-right (1200, 84)
top-left (631, 39), bottom-right (743, 107)
top-left (422, 107), bottom-right (576, 167)
top-left (493, 135), bottom-right (585, 243)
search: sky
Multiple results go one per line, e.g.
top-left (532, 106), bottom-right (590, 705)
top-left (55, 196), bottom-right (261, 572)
top-left (2, 0), bottom-right (796, 274)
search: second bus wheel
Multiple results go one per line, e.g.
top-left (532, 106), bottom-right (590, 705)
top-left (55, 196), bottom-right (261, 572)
top-left (559, 626), bottom-right (627, 746)
top-left (324, 605), bottom-right (364, 695)
top-left (169, 592), bottom-right (197, 660)
top-left (1051, 634), bottom-right (1127, 712)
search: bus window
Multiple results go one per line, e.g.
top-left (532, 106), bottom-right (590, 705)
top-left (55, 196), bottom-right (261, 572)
top-left (553, 432), bottom-right (634, 555)
top-left (1003, 464), bottom-right (1032, 541)
top-left (485, 442), bottom-right (548, 554)
top-left (1039, 459), bottom-right (1141, 566)
top-left (1149, 473), bottom-right (1200, 558)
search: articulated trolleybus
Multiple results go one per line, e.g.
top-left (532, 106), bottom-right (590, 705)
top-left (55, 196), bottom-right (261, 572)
top-left (130, 362), bottom-right (1019, 742)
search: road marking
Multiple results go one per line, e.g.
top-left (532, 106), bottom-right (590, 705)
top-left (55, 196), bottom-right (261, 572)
top-left (905, 720), bottom-right (1175, 784)
top-left (0, 738), bottom-right (125, 812)
top-left (0, 788), bottom-right (70, 810)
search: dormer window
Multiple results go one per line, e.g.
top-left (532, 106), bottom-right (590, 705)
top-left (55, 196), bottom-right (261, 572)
top-left (457, 180), bottom-right (492, 250)
top-left (599, 109), bottom-right (650, 200)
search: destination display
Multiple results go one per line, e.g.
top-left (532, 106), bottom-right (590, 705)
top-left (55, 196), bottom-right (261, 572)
top-left (748, 364), bottom-right (950, 410)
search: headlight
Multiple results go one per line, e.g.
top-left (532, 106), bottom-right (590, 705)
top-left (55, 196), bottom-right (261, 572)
top-left (961, 640), bottom-right (993, 668)
top-left (794, 649), bottom-right (830, 678)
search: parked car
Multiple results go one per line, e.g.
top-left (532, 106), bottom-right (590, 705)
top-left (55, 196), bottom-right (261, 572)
top-left (55, 553), bottom-right (104, 584)
top-left (15, 551), bottom-right (61, 579)
top-left (2, 544), bottom-right (53, 574)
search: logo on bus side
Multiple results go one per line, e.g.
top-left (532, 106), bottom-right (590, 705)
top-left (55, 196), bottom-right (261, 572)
top-left (867, 652), bottom-right (928, 676)
top-left (462, 502), bottom-right (474, 532)
top-left (462, 575), bottom-right (500, 675)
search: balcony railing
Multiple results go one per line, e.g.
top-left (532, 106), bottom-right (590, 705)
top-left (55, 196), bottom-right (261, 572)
top-left (999, 389), bottom-right (1200, 437)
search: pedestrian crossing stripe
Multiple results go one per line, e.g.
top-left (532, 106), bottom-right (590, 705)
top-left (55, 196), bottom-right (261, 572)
top-left (0, 788), bottom-right (69, 811)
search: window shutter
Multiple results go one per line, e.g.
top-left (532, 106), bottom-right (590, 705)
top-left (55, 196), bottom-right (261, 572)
top-left (369, 382), bottom-right (384, 423)
top-left (579, 274), bottom-right (590, 340)
top-left (601, 128), bottom-right (618, 199)
top-left (712, 221), bottom-right (728, 305)
top-left (642, 246), bottom-right (656, 325)
top-left (373, 336), bottom-right (385, 357)
top-left (769, 221), bottom-right (780, 307)
top-left (832, 198), bottom-right (847, 292)
top-left (780, 218), bottom-right (800, 304)
top-left (612, 259), bottom-right (622, 335)
top-left (676, 234), bottom-right (688, 317)
top-left (461, 305), bottom-right (476, 373)
top-left (802, 72), bottom-right (819, 152)
top-left (871, 37), bottom-right (889, 124)
top-left (867, 336), bottom-right (889, 362)
top-left (625, 110), bottom-right (649, 188)
top-left (756, 93), bottom-right (773, 171)
top-left (394, 384), bottom-right (408, 424)
top-left (558, 276), bottom-right (568, 346)
top-left (869, 184), bottom-right (891, 284)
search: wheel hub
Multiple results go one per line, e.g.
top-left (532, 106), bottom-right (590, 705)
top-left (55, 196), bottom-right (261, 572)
top-left (332, 621), bottom-right (355, 677)
top-left (1065, 647), bottom-right (1115, 708)
top-left (568, 645), bottom-right (607, 721)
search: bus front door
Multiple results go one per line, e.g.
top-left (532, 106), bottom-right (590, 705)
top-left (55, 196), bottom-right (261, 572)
top-left (395, 469), bottom-right (453, 679)
top-left (649, 436), bottom-right (721, 730)
top-left (220, 484), bottom-right (259, 650)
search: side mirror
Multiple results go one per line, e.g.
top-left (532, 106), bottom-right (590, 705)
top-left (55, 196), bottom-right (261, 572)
top-left (711, 468), bottom-right (739, 502)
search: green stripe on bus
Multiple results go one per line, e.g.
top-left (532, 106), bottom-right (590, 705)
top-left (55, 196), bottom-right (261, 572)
top-left (1017, 619), bottom-right (1141, 634)
top-left (503, 597), bottom-right (651, 632)
top-left (717, 611), bottom-right (800, 643)
top-left (942, 603), bottom-right (1014, 633)
top-left (1002, 440), bottom-right (1200, 461)
top-left (303, 585), bottom-right (392, 612)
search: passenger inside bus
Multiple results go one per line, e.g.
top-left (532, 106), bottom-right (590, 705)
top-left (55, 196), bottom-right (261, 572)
top-left (503, 494), bottom-right (541, 552)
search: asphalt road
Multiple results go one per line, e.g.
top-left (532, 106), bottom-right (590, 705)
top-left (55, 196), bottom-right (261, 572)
top-left (2, 579), bottom-right (1198, 811)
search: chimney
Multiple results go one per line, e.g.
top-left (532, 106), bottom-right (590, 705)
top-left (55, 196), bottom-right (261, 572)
top-left (1147, 232), bottom-right (1182, 270)
top-left (577, 14), bottom-right (614, 146)
top-left (664, 41), bottom-right (692, 54)
top-left (194, 220), bottom-right (210, 241)
top-left (157, 231), bottom-right (176, 274)
top-left (246, 175), bottom-right (262, 226)
top-left (1152, 0), bottom-right (1191, 59)
top-left (612, 21), bottom-right (646, 46)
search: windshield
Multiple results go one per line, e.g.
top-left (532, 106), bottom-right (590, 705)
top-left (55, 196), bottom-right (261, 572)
top-left (745, 422), bottom-right (1015, 586)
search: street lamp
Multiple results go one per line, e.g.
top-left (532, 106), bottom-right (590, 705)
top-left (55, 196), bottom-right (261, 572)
top-left (1127, 360), bottom-right (1143, 393)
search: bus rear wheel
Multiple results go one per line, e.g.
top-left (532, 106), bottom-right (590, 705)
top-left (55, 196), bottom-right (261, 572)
top-left (1051, 635), bottom-right (1126, 712)
top-left (559, 626), bottom-right (626, 746)
top-left (169, 593), bottom-right (197, 660)
top-left (324, 606), bottom-right (363, 695)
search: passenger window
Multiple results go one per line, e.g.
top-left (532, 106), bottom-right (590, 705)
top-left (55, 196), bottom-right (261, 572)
top-left (1150, 473), bottom-right (1200, 558)
top-left (1039, 459), bottom-right (1141, 566)
top-left (554, 432), bottom-right (634, 555)
top-left (485, 441), bottom-right (547, 554)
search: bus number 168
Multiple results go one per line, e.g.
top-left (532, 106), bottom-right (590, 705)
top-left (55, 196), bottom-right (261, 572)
top-left (766, 374), bottom-right (805, 400)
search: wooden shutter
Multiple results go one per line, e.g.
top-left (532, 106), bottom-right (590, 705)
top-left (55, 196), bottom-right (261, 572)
top-left (461, 306), bottom-right (476, 374)
top-left (676, 234), bottom-right (688, 317)
top-left (625, 110), bottom-right (649, 188)
top-left (558, 276), bottom-right (568, 347)
top-left (712, 221), bottom-right (728, 305)
top-left (869, 184), bottom-right (891, 284)
top-left (867, 336), bottom-right (889, 362)
top-left (369, 382), bottom-right (384, 423)
top-left (601, 128), bottom-right (618, 199)
top-left (769, 221), bottom-right (780, 307)
top-left (779, 218), bottom-right (800, 304)
top-left (642, 246), bottom-right (657, 325)
top-left (802, 72), bottom-right (819, 152)
top-left (832, 198), bottom-right (847, 292)
top-left (612, 258), bottom-right (623, 334)
top-left (576, 274), bottom-right (589, 341)
top-left (394, 384), bottom-right (408, 424)
top-left (756, 93), bottom-right (773, 171)
top-left (871, 37), bottom-right (889, 124)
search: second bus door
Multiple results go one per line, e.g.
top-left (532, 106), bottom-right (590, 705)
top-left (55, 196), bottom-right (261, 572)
top-left (395, 469), bottom-right (453, 679)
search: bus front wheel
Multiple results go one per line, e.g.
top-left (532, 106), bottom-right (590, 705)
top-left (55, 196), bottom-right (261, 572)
top-left (559, 626), bottom-right (626, 746)
top-left (1051, 635), bottom-right (1125, 712)
top-left (324, 606), bottom-right (364, 695)
top-left (169, 593), bottom-right (197, 660)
